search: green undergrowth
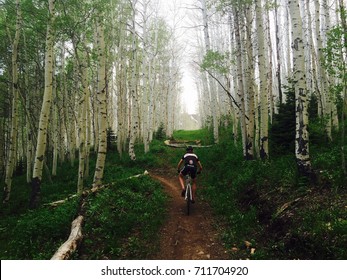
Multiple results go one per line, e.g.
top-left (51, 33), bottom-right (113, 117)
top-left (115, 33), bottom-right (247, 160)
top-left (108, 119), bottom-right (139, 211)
top-left (0, 141), bottom-right (168, 259)
top-left (77, 176), bottom-right (167, 259)
top-left (198, 125), bottom-right (347, 260)
top-left (1, 126), bottom-right (346, 260)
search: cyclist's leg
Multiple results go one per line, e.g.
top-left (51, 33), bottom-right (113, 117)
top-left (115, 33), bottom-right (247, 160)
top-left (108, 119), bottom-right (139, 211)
top-left (179, 173), bottom-right (185, 190)
top-left (191, 168), bottom-right (198, 202)
top-left (179, 167), bottom-right (187, 194)
top-left (192, 178), bottom-right (197, 202)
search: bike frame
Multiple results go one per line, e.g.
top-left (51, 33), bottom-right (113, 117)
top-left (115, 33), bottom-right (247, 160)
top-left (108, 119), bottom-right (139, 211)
top-left (185, 174), bottom-right (193, 215)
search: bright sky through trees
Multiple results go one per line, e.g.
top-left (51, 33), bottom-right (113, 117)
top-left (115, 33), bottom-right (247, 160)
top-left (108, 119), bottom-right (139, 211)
top-left (157, 0), bottom-right (199, 114)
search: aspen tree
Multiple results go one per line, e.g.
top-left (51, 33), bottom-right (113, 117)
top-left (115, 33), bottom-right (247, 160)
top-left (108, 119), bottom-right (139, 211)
top-left (77, 48), bottom-right (89, 193)
top-left (233, 8), bottom-right (248, 158)
top-left (139, 0), bottom-right (152, 153)
top-left (52, 75), bottom-right (58, 177)
top-left (244, 5), bottom-right (256, 159)
top-left (285, 2), bottom-right (292, 78)
top-left (62, 44), bottom-right (73, 165)
top-left (305, 0), bottom-right (321, 114)
top-left (93, 16), bottom-right (108, 186)
top-left (128, 0), bottom-right (139, 161)
top-left (274, 0), bottom-right (283, 105)
top-left (289, 0), bottom-right (312, 175)
top-left (322, 0), bottom-right (339, 130)
top-left (23, 33), bottom-right (32, 184)
top-left (256, 0), bottom-right (269, 160)
top-left (315, 0), bottom-right (332, 140)
top-left (200, 0), bottom-right (219, 144)
top-left (265, 6), bottom-right (275, 121)
top-left (116, 10), bottom-right (128, 156)
top-left (3, 0), bottom-right (21, 203)
top-left (30, 0), bottom-right (56, 208)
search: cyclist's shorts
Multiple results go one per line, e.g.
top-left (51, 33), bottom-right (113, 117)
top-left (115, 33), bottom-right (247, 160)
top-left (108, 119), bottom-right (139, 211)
top-left (180, 165), bottom-right (197, 179)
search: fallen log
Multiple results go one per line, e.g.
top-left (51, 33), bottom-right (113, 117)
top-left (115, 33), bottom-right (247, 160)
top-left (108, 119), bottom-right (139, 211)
top-left (46, 170), bottom-right (149, 207)
top-left (164, 140), bottom-right (212, 148)
top-left (50, 170), bottom-right (150, 259)
top-left (51, 215), bottom-right (84, 260)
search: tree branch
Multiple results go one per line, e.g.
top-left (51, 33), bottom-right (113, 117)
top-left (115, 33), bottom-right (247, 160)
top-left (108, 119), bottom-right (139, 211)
top-left (194, 61), bottom-right (249, 120)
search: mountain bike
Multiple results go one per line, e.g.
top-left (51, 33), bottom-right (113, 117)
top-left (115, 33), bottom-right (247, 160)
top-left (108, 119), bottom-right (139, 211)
top-left (184, 173), bottom-right (193, 216)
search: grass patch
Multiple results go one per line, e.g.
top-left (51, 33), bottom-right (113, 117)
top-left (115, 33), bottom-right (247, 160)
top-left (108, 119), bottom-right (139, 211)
top-left (173, 128), bottom-right (214, 145)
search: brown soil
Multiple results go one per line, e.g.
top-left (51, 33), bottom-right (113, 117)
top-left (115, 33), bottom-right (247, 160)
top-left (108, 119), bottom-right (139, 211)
top-left (148, 167), bottom-right (230, 260)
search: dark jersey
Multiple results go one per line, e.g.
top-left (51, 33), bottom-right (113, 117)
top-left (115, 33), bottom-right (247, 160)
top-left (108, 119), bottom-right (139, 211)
top-left (182, 153), bottom-right (199, 167)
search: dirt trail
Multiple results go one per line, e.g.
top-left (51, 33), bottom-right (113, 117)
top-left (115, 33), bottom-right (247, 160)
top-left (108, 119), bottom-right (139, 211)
top-left (149, 168), bottom-right (230, 260)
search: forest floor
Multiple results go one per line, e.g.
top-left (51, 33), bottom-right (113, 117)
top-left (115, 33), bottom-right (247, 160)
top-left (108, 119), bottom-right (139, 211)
top-left (148, 166), bottom-right (230, 260)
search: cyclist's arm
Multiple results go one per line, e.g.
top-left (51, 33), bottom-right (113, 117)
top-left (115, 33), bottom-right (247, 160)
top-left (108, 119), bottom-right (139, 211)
top-left (177, 159), bottom-right (183, 171)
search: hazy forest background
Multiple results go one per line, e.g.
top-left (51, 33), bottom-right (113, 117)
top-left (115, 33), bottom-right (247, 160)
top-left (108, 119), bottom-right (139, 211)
top-left (0, 0), bottom-right (346, 260)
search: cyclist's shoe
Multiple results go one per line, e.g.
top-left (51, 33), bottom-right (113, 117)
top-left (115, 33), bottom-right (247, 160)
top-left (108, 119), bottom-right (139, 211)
top-left (191, 199), bottom-right (195, 204)
top-left (181, 189), bottom-right (186, 197)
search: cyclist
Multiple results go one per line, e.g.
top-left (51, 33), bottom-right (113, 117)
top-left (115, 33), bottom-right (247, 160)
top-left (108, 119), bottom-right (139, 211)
top-left (177, 146), bottom-right (203, 203)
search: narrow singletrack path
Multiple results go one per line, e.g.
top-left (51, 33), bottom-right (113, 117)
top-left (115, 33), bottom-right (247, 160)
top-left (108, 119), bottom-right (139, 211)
top-left (149, 167), bottom-right (230, 260)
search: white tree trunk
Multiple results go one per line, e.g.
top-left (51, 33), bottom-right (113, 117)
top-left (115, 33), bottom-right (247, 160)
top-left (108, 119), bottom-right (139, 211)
top-left (289, 0), bottom-right (312, 175)
top-left (315, 0), bottom-right (332, 140)
top-left (3, 0), bottom-right (21, 203)
top-left (77, 48), bottom-right (89, 193)
top-left (233, 9), bottom-right (248, 158)
top-left (30, 0), bottom-right (56, 208)
top-left (93, 19), bottom-right (108, 187)
top-left (245, 5), bottom-right (255, 159)
top-left (256, 0), bottom-right (269, 160)
top-left (201, 0), bottom-right (219, 143)
top-left (128, 0), bottom-right (139, 161)
top-left (52, 77), bottom-right (58, 177)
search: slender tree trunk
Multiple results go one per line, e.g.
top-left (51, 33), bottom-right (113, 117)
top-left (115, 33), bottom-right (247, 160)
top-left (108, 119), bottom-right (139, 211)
top-left (3, 0), bottom-right (21, 203)
top-left (116, 14), bottom-right (127, 156)
top-left (266, 8), bottom-right (275, 122)
top-left (30, 0), bottom-right (56, 208)
top-left (93, 18), bottom-right (108, 186)
top-left (128, 0), bottom-right (139, 161)
top-left (275, 0), bottom-right (283, 105)
top-left (233, 9), bottom-right (248, 158)
top-left (52, 76), bottom-right (58, 177)
top-left (85, 76), bottom-right (91, 179)
top-left (338, 0), bottom-right (347, 175)
top-left (77, 49), bottom-right (89, 193)
top-left (201, 0), bottom-right (219, 143)
top-left (244, 5), bottom-right (255, 159)
top-left (314, 0), bottom-right (332, 140)
top-left (306, 0), bottom-right (321, 115)
top-left (23, 32), bottom-right (32, 184)
top-left (256, 0), bottom-right (269, 160)
top-left (289, 0), bottom-right (312, 176)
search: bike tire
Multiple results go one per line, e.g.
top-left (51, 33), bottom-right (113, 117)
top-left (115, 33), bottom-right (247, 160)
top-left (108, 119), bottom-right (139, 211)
top-left (186, 184), bottom-right (191, 216)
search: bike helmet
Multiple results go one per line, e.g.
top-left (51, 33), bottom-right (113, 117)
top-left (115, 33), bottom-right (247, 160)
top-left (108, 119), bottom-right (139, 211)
top-left (186, 146), bottom-right (193, 152)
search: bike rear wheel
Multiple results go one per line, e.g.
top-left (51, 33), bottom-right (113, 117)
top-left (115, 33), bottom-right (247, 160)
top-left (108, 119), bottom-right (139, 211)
top-left (186, 184), bottom-right (191, 215)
